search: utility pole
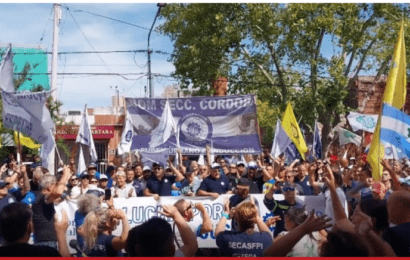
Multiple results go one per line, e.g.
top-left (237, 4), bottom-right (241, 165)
top-left (51, 3), bottom-right (61, 101)
top-left (147, 3), bottom-right (166, 98)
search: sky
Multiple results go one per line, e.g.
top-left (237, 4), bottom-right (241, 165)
top-left (0, 2), bottom-right (176, 111)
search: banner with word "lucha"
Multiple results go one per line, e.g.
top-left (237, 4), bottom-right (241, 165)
top-left (54, 194), bottom-right (328, 253)
top-left (125, 95), bottom-right (262, 155)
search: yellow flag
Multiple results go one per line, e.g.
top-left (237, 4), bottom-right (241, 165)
top-left (281, 102), bottom-right (308, 159)
top-left (369, 22), bottom-right (406, 181)
top-left (367, 118), bottom-right (384, 181)
top-left (14, 131), bottom-right (42, 149)
top-left (382, 21), bottom-right (407, 108)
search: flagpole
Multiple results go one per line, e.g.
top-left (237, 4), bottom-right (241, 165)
top-left (17, 132), bottom-right (22, 165)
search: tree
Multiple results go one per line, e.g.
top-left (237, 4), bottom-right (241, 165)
top-left (159, 3), bottom-right (407, 152)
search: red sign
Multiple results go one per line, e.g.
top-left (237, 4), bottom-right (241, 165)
top-left (56, 125), bottom-right (114, 139)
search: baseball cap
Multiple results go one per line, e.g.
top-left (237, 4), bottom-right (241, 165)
top-left (143, 166), bottom-right (151, 172)
top-left (237, 161), bottom-right (246, 167)
top-left (153, 162), bottom-right (164, 168)
top-left (211, 163), bottom-right (221, 169)
top-left (99, 174), bottom-right (108, 180)
top-left (80, 172), bottom-right (89, 179)
top-left (0, 179), bottom-right (9, 188)
top-left (88, 163), bottom-right (97, 169)
top-left (248, 161), bottom-right (258, 169)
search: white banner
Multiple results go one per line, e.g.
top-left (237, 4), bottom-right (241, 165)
top-left (54, 194), bottom-right (327, 253)
top-left (338, 127), bottom-right (362, 146)
top-left (2, 90), bottom-right (54, 144)
top-left (347, 112), bottom-right (378, 133)
top-left (76, 105), bottom-right (98, 163)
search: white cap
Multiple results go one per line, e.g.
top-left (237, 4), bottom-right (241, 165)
top-left (248, 161), bottom-right (258, 169)
top-left (211, 163), bottom-right (221, 169)
top-left (143, 166), bottom-right (151, 172)
top-left (99, 174), bottom-right (108, 180)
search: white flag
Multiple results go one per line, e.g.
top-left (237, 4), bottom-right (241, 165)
top-left (338, 127), bottom-right (362, 146)
top-left (198, 154), bottom-right (205, 165)
top-left (149, 100), bottom-right (176, 148)
top-left (271, 120), bottom-right (292, 158)
top-left (347, 112), bottom-right (378, 133)
top-left (77, 145), bottom-right (87, 175)
top-left (118, 113), bottom-right (134, 155)
top-left (40, 132), bottom-right (55, 174)
top-left (76, 105), bottom-right (98, 162)
top-left (0, 46), bottom-right (15, 92)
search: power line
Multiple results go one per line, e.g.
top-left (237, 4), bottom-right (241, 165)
top-left (11, 50), bottom-right (147, 55)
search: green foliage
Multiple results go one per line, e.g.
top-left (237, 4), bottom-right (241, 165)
top-left (160, 3), bottom-right (408, 147)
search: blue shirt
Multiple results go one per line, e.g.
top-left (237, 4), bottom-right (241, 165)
top-left (74, 211), bottom-right (86, 256)
top-left (198, 175), bottom-right (231, 194)
top-left (131, 180), bottom-right (144, 197)
top-left (179, 177), bottom-right (201, 195)
top-left (263, 196), bottom-right (302, 237)
top-left (86, 234), bottom-right (123, 257)
top-left (21, 191), bottom-right (36, 205)
top-left (294, 175), bottom-right (313, 195)
top-left (146, 175), bottom-right (177, 196)
top-left (216, 231), bottom-right (273, 257)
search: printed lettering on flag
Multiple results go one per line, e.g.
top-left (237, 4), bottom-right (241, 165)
top-left (126, 95), bottom-right (262, 155)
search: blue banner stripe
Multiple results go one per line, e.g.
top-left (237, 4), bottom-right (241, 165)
top-left (382, 103), bottom-right (410, 126)
top-left (131, 134), bottom-right (262, 154)
top-left (380, 128), bottom-right (410, 158)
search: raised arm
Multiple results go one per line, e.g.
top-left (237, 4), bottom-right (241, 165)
top-left (111, 209), bottom-right (130, 251)
top-left (215, 199), bottom-right (230, 237)
top-left (168, 159), bottom-right (185, 182)
top-left (308, 163), bottom-right (320, 195)
top-left (20, 165), bottom-right (30, 196)
top-left (46, 165), bottom-right (71, 203)
top-left (195, 202), bottom-right (213, 234)
top-left (263, 210), bottom-right (332, 256)
top-left (257, 159), bottom-right (272, 182)
top-left (160, 205), bottom-right (198, 257)
top-left (380, 160), bottom-right (401, 190)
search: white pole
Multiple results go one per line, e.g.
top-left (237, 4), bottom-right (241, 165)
top-left (51, 3), bottom-right (61, 101)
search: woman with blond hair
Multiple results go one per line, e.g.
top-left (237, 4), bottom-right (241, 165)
top-left (215, 200), bottom-right (273, 257)
top-left (79, 206), bottom-right (129, 256)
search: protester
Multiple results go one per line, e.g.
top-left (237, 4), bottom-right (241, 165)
top-left (70, 172), bottom-right (90, 199)
top-left (112, 171), bottom-right (136, 198)
top-left (144, 162), bottom-right (184, 199)
top-left (173, 200), bottom-right (213, 249)
top-left (0, 203), bottom-right (70, 256)
top-left (79, 206), bottom-right (129, 256)
top-left (178, 170), bottom-right (201, 196)
top-left (384, 190), bottom-right (410, 256)
top-left (125, 168), bottom-right (135, 185)
top-left (127, 205), bottom-right (198, 257)
top-left (87, 163), bottom-right (101, 180)
top-left (67, 174), bottom-right (79, 197)
top-left (236, 161), bottom-right (247, 177)
top-left (0, 179), bottom-right (16, 213)
top-left (215, 200), bottom-right (273, 257)
top-left (264, 181), bottom-right (303, 237)
top-left (32, 166), bottom-right (71, 249)
top-left (197, 163), bottom-right (232, 198)
top-left (98, 174), bottom-right (109, 190)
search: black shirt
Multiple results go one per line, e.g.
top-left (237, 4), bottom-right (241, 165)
top-left (384, 222), bottom-right (410, 256)
top-left (32, 193), bottom-right (57, 242)
top-left (240, 175), bottom-right (265, 194)
top-left (0, 243), bottom-right (61, 256)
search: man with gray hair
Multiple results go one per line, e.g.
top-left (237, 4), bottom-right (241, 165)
top-left (112, 170), bottom-right (136, 198)
top-left (31, 165), bottom-right (71, 249)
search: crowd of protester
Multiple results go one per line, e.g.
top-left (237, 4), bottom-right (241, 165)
top-left (0, 142), bottom-right (409, 257)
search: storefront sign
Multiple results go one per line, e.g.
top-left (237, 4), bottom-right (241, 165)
top-left (56, 125), bottom-right (114, 139)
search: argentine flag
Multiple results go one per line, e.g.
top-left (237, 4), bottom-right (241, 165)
top-left (380, 103), bottom-right (410, 159)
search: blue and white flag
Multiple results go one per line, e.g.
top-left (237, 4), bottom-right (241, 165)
top-left (0, 46), bottom-right (15, 92)
top-left (140, 149), bottom-right (169, 169)
top-left (285, 143), bottom-right (300, 163)
top-left (76, 105), bottom-right (98, 162)
top-left (126, 95), bottom-right (262, 155)
top-left (149, 100), bottom-right (177, 148)
top-left (118, 113), bottom-right (134, 155)
top-left (271, 120), bottom-right (292, 158)
top-left (312, 120), bottom-right (322, 159)
top-left (380, 103), bottom-right (410, 159)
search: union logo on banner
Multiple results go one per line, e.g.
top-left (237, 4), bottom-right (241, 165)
top-left (356, 116), bottom-right (376, 130)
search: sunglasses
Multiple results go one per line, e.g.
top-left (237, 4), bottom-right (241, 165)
top-left (282, 186), bottom-right (295, 192)
top-left (90, 180), bottom-right (98, 184)
top-left (184, 203), bottom-right (194, 212)
top-left (70, 178), bottom-right (78, 181)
